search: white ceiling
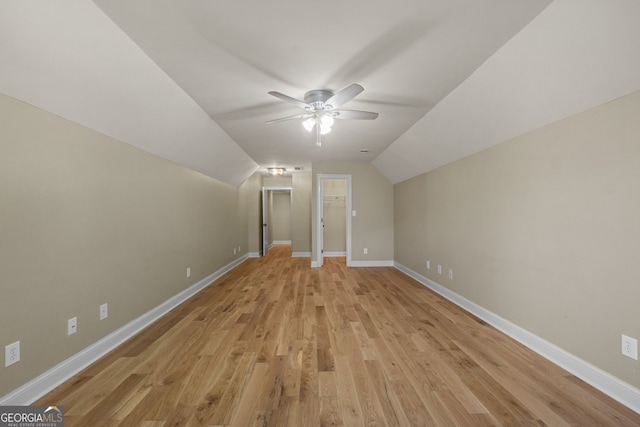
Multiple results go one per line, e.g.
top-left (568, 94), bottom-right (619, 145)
top-left (1, 0), bottom-right (639, 186)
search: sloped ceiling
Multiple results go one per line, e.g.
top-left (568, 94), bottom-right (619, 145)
top-left (373, 0), bottom-right (640, 183)
top-left (1, 0), bottom-right (639, 186)
top-left (0, 0), bottom-right (258, 186)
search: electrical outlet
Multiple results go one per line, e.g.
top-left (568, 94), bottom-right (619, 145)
top-left (363, 248), bottom-right (368, 255)
top-left (448, 269), bottom-right (453, 280)
top-left (426, 260), bottom-right (430, 270)
top-left (437, 265), bottom-right (442, 275)
top-left (100, 303), bottom-right (108, 320)
top-left (5, 341), bottom-right (20, 367)
top-left (186, 267), bottom-right (191, 278)
top-left (68, 317), bottom-right (77, 335)
top-left (621, 335), bottom-right (638, 360)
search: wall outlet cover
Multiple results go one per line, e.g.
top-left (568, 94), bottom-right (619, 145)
top-left (5, 341), bottom-right (20, 367)
top-left (621, 334), bottom-right (638, 360)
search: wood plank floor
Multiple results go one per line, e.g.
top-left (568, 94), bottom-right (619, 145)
top-left (37, 245), bottom-right (640, 426)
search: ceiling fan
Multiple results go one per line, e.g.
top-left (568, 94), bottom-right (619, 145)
top-left (266, 83), bottom-right (378, 147)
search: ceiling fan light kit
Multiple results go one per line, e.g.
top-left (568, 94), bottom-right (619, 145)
top-left (303, 115), bottom-right (334, 134)
top-left (267, 167), bottom-right (286, 176)
top-left (267, 83), bottom-right (378, 147)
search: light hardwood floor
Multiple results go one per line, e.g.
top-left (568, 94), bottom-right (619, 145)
top-left (37, 245), bottom-right (640, 426)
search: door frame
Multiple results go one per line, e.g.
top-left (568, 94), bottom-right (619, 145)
top-left (316, 174), bottom-right (352, 267)
top-left (262, 186), bottom-right (292, 256)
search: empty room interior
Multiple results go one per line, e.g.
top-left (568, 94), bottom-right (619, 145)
top-left (1, 0), bottom-right (640, 425)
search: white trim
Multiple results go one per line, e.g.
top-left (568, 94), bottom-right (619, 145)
top-left (311, 261), bottom-right (319, 268)
top-left (323, 251), bottom-right (346, 257)
top-left (272, 240), bottom-right (291, 245)
top-left (292, 252), bottom-right (311, 257)
top-left (394, 262), bottom-right (640, 415)
top-left (349, 260), bottom-right (394, 267)
top-left (248, 252), bottom-right (261, 258)
top-left (0, 255), bottom-right (249, 406)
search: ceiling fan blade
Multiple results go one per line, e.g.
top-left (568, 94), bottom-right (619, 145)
top-left (331, 109), bottom-right (379, 120)
top-left (265, 113), bottom-right (313, 124)
top-left (324, 83), bottom-right (364, 110)
top-left (268, 91), bottom-right (311, 110)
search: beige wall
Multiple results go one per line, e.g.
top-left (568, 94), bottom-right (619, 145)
top-left (242, 172), bottom-right (263, 255)
top-left (292, 172), bottom-right (312, 255)
top-left (312, 162), bottom-right (393, 263)
top-left (267, 191), bottom-right (274, 244)
top-left (271, 192), bottom-right (291, 242)
top-left (263, 176), bottom-right (291, 187)
top-left (0, 94), bottom-right (247, 397)
top-left (394, 90), bottom-right (640, 388)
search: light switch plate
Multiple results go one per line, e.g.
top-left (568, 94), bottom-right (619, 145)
top-left (68, 317), bottom-right (77, 335)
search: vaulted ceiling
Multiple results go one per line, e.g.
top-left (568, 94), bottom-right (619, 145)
top-left (2, 0), bottom-right (639, 186)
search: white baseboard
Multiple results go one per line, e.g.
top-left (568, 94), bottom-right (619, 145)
top-left (323, 251), bottom-right (346, 257)
top-left (0, 255), bottom-right (249, 406)
top-left (292, 252), bottom-right (311, 257)
top-left (349, 260), bottom-right (394, 267)
top-left (394, 262), bottom-right (640, 415)
top-left (248, 252), bottom-right (261, 258)
top-left (272, 240), bottom-right (291, 245)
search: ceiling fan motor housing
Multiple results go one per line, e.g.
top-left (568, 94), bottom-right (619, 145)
top-left (304, 89), bottom-right (334, 110)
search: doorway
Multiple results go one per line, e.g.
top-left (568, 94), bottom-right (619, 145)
top-left (261, 186), bottom-right (292, 256)
top-left (322, 179), bottom-right (347, 256)
top-left (316, 174), bottom-right (352, 267)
